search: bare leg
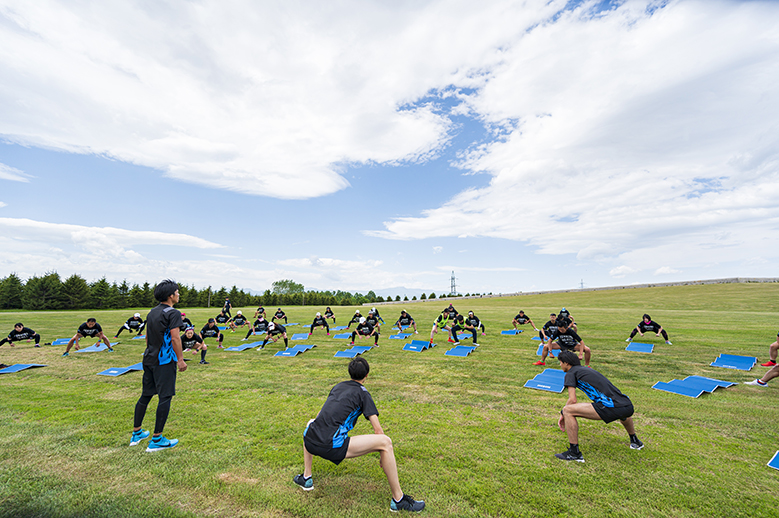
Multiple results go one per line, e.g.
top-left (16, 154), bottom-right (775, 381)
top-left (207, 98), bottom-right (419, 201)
top-left (620, 417), bottom-right (636, 436)
top-left (769, 341), bottom-right (779, 362)
top-left (346, 434), bottom-right (403, 501)
top-left (303, 444), bottom-right (314, 478)
top-left (761, 364), bottom-right (779, 383)
top-left (561, 403), bottom-right (602, 444)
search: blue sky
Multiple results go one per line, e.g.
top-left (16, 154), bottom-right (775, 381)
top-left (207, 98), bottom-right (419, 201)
top-left (1, 0), bottom-right (778, 296)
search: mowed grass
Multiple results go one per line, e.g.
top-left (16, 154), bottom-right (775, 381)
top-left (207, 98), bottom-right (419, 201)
top-left (0, 282), bottom-right (778, 517)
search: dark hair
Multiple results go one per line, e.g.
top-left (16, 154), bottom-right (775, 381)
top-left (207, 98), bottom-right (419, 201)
top-left (14, 322), bottom-right (23, 328)
top-left (519, 310), bottom-right (524, 314)
top-left (348, 357), bottom-right (370, 380)
top-left (558, 350), bottom-right (580, 366)
top-left (154, 279), bottom-right (179, 302)
top-left (557, 320), bottom-right (568, 329)
top-left (643, 314), bottom-right (651, 320)
top-left (87, 318), bottom-right (97, 323)
top-left (550, 313), bottom-right (556, 317)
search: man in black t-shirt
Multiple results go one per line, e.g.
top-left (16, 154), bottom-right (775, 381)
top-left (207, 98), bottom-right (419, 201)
top-left (370, 307), bottom-right (385, 324)
top-left (465, 311), bottom-right (486, 335)
top-left (451, 314), bottom-right (479, 346)
top-left (350, 317), bottom-right (379, 346)
top-left (554, 351), bottom-right (643, 462)
top-left (557, 308), bottom-right (576, 331)
top-left (293, 357), bottom-right (425, 513)
top-left (62, 318), bottom-right (113, 355)
top-left (272, 308), bottom-right (288, 324)
top-left (200, 319), bottom-right (225, 348)
top-left (365, 311), bottom-right (381, 333)
top-left (181, 327), bottom-right (208, 365)
top-left (179, 313), bottom-right (193, 333)
top-left (260, 322), bottom-right (288, 350)
top-left (324, 307), bottom-right (336, 323)
top-left (214, 311), bottom-right (229, 325)
top-left (347, 310), bottom-right (362, 329)
top-left (512, 311), bottom-right (537, 332)
top-left (254, 306), bottom-right (266, 319)
top-left (131, 280), bottom-right (187, 452)
top-left (0, 323), bottom-right (41, 347)
top-left (309, 312), bottom-right (330, 336)
top-left (626, 314), bottom-right (671, 345)
top-left (228, 310), bottom-right (250, 331)
top-left (534, 321), bottom-right (591, 367)
top-left (243, 316), bottom-right (270, 340)
top-left (394, 310), bottom-right (418, 334)
top-left (223, 298), bottom-right (232, 318)
top-left (115, 313), bottom-right (146, 338)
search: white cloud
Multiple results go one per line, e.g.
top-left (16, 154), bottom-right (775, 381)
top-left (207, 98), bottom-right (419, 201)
top-left (0, 202), bottom-right (6, 208)
top-left (0, 0), bottom-right (560, 199)
top-left (655, 266), bottom-right (681, 275)
top-left (432, 246), bottom-right (443, 254)
top-left (369, 0), bottom-right (779, 273)
top-left (610, 265), bottom-right (638, 278)
top-left (0, 163), bottom-right (31, 182)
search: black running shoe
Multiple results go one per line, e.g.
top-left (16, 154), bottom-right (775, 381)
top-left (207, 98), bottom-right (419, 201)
top-left (554, 449), bottom-right (584, 462)
top-left (293, 474), bottom-right (313, 491)
top-left (199, 360), bottom-right (209, 365)
top-left (390, 494), bottom-right (425, 512)
top-left (630, 437), bottom-right (644, 450)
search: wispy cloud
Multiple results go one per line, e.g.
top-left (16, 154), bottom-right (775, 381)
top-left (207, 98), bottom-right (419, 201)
top-left (0, 163), bottom-right (31, 182)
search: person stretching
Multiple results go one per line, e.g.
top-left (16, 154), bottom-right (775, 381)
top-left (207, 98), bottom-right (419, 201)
top-left (626, 314), bottom-right (671, 345)
top-left (534, 321), bottom-right (591, 367)
top-left (350, 317), bottom-right (379, 346)
top-left (63, 318), bottom-right (113, 356)
top-left (0, 323), bottom-right (41, 348)
top-left (309, 312), bottom-right (330, 336)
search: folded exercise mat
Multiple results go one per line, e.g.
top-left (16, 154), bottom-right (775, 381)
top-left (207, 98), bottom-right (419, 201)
top-left (535, 345), bottom-right (559, 358)
top-left (710, 354), bottom-right (758, 370)
top-left (334, 350), bottom-right (359, 358)
top-left (290, 333), bottom-right (310, 340)
top-left (0, 364), bottom-right (47, 374)
top-left (652, 381), bottom-right (705, 398)
top-left (97, 363), bottom-right (144, 376)
top-left (524, 369), bottom-right (566, 392)
top-left (445, 345), bottom-right (477, 357)
top-left (333, 333), bottom-right (351, 339)
top-left (283, 323), bottom-right (299, 327)
top-left (131, 335), bottom-right (146, 340)
top-left (274, 343), bottom-right (316, 357)
top-left (351, 346), bottom-right (373, 353)
top-left (218, 326), bottom-right (227, 330)
top-left (389, 333), bottom-right (412, 340)
top-left (225, 341), bottom-right (264, 351)
top-left (684, 375), bottom-right (737, 389)
top-left (501, 330), bottom-right (522, 335)
top-left (626, 342), bottom-right (654, 353)
top-left (52, 338), bottom-right (71, 345)
top-left (331, 326), bottom-right (347, 331)
top-left (403, 340), bottom-right (435, 352)
top-left (768, 451), bottom-right (779, 471)
top-left (73, 342), bottom-right (118, 353)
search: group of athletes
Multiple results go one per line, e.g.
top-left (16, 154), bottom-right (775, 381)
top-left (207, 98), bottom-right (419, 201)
top-left (3, 288), bottom-right (778, 513)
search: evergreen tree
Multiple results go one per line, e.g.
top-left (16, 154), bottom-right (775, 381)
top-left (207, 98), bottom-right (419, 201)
top-left (23, 272), bottom-right (64, 310)
top-left (128, 283), bottom-right (145, 308)
top-left (0, 273), bottom-right (24, 309)
top-left (420, 293), bottom-right (427, 300)
top-left (117, 280), bottom-right (130, 308)
top-left (61, 274), bottom-right (90, 309)
top-left (90, 278), bottom-right (113, 309)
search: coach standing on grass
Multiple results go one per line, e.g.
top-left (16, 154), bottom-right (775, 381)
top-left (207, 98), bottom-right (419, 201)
top-left (130, 279), bottom-right (187, 452)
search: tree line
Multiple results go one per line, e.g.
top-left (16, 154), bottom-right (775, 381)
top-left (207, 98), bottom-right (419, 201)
top-left (0, 273), bottom-right (473, 311)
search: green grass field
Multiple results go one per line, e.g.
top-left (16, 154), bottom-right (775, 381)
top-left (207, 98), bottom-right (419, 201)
top-left (0, 282), bottom-right (778, 517)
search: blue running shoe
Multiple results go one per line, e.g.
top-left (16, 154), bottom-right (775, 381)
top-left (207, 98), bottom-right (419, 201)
top-left (146, 435), bottom-right (179, 452)
top-left (61, 352), bottom-right (69, 357)
top-left (390, 494), bottom-right (425, 512)
top-left (293, 474), bottom-right (314, 491)
top-left (129, 429), bottom-right (150, 446)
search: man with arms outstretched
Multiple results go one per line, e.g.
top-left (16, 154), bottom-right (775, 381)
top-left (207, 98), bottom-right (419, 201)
top-left (293, 357), bottom-right (425, 512)
top-left (554, 350), bottom-right (643, 462)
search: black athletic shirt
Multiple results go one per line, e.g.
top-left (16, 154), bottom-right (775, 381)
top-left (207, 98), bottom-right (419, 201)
top-left (179, 317), bottom-right (193, 332)
top-left (542, 320), bottom-right (559, 336)
top-left (181, 333), bottom-right (203, 349)
top-left (312, 316), bottom-right (328, 327)
top-left (201, 324), bottom-right (221, 338)
top-left (551, 328), bottom-right (583, 350)
top-left (78, 322), bottom-right (103, 337)
top-left (324, 308), bottom-right (334, 318)
top-left (215, 314), bottom-right (229, 324)
top-left (268, 324), bottom-right (286, 336)
top-left (365, 315), bottom-right (379, 328)
top-left (397, 313), bottom-right (414, 326)
top-left (514, 314), bottom-right (530, 323)
top-left (354, 322), bottom-right (375, 336)
top-left (125, 317), bottom-right (145, 329)
top-left (559, 309), bottom-right (571, 320)
top-left (230, 315), bottom-right (248, 325)
top-left (7, 327), bottom-right (36, 340)
top-left (348, 314), bottom-right (362, 325)
top-left (305, 380), bottom-right (379, 449)
top-left (253, 319), bottom-right (269, 332)
top-left (465, 315), bottom-right (480, 327)
top-left (564, 365), bottom-right (631, 408)
top-left (637, 320), bottom-right (662, 333)
top-left (144, 304), bottom-right (183, 366)
top-left (274, 310), bottom-right (286, 319)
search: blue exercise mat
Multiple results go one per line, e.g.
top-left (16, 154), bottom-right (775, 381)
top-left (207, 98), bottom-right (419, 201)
top-left (523, 378), bottom-right (565, 393)
top-left (217, 326), bottom-right (227, 330)
top-left (273, 343), bottom-right (316, 357)
top-left (768, 451), bottom-right (779, 471)
top-left (52, 338), bottom-right (71, 345)
top-left (283, 323), bottom-right (299, 327)
top-left (0, 364), bottom-right (47, 374)
top-left (331, 326), bottom-right (347, 331)
top-left (445, 345), bottom-right (477, 357)
top-left (501, 330), bottom-right (522, 335)
top-left (535, 345), bottom-right (559, 358)
top-left (225, 341), bottom-right (264, 351)
top-left (710, 354), bottom-right (757, 370)
top-left (333, 333), bottom-right (351, 339)
top-left (290, 333), bottom-right (310, 340)
top-left (131, 335), bottom-right (146, 340)
top-left (97, 363), bottom-right (143, 377)
top-left (334, 350), bottom-right (359, 358)
top-left (684, 375), bottom-right (737, 389)
top-left (389, 333), bottom-right (412, 340)
top-left (652, 381), bottom-right (704, 398)
top-left (531, 336), bottom-right (544, 341)
top-left (403, 340), bottom-right (436, 352)
top-left (73, 342), bottom-right (118, 353)
top-left (626, 342), bottom-right (654, 353)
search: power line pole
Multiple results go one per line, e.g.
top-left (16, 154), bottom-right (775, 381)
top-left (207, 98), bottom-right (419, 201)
top-left (580, 279), bottom-right (584, 289)
top-left (450, 271), bottom-right (457, 296)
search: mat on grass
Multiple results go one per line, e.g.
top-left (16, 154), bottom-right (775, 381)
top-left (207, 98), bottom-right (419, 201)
top-left (0, 364), bottom-right (47, 374)
top-left (97, 362), bottom-right (144, 377)
top-left (331, 326), bottom-right (348, 331)
top-left (531, 336), bottom-right (545, 341)
top-left (389, 333), bottom-right (412, 340)
top-left (52, 338), bottom-right (71, 345)
top-left (282, 323), bottom-right (299, 327)
top-left (535, 345), bottom-right (559, 358)
top-left (445, 345), bottom-right (477, 357)
top-left (403, 340), bottom-right (436, 352)
top-left (334, 346), bottom-right (374, 358)
top-left (73, 342), bottom-right (118, 353)
top-left (710, 354), bottom-right (757, 370)
top-left (217, 326), bottom-right (227, 330)
top-left (652, 375), bottom-right (737, 398)
top-left (524, 368), bottom-right (566, 393)
top-left (626, 342), bottom-right (654, 353)
top-left (131, 335), bottom-right (146, 340)
top-left (768, 451), bottom-right (779, 471)
top-left (501, 330), bottom-right (522, 335)
top-left (333, 333), bottom-right (351, 339)
top-left (274, 343), bottom-right (316, 357)
top-left (225, 341), bottom-right (264, 351)
top-left (290, 333), bottom-right (310, 340)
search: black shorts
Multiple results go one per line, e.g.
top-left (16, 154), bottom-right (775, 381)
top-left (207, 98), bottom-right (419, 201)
top-left (141, 362), bottom-right (177, 398)
top-left (593, 402), bottom-right (634, 424)
top-left (304, 435), bottom-right (350, 465)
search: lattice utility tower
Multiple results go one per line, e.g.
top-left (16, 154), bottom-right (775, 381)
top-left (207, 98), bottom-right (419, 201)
top-left (450, 271), bottom-right (458, 296)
